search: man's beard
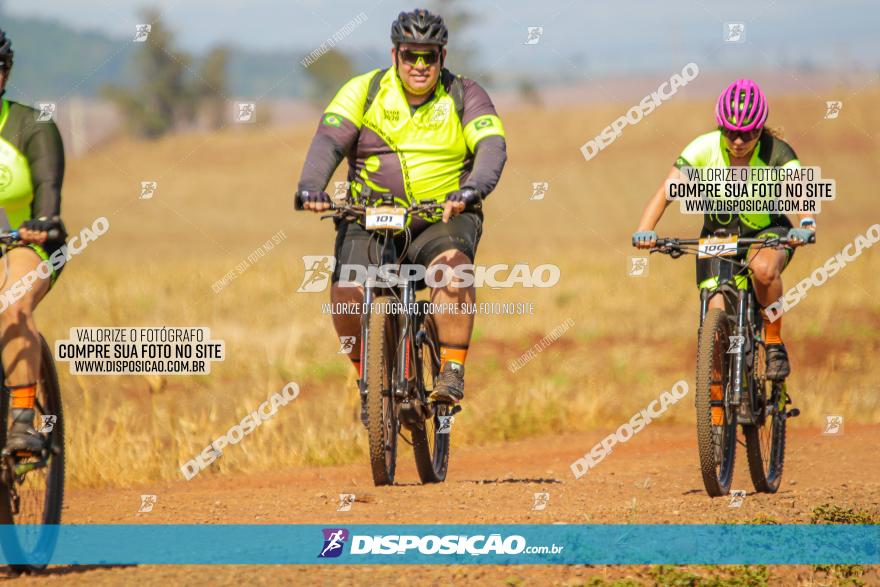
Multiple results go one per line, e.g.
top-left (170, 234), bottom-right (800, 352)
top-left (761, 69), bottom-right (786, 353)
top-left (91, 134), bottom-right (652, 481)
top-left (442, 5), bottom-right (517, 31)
top-left (396, 62), bottom-right (440, 96)
top-left (402, 78), bottom-right (435, 95)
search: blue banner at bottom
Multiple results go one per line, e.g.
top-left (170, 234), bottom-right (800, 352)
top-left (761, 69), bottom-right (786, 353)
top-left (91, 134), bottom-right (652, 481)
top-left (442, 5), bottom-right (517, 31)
top-left (0, 525), bottom-right (876, 565)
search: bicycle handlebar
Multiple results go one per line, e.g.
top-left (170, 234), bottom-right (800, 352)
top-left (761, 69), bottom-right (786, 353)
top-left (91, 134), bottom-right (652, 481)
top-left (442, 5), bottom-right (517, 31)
top-left (330, 201), bottom-right (446, 213)
top-left (315, 200), bottom-right (449, 223)
top-left (654, 233), bottom-right (815, 250)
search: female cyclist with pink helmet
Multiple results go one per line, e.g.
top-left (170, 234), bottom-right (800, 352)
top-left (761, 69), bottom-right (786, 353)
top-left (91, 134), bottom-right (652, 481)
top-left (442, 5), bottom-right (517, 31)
top-left (632, 79), bottom-right (816, 381)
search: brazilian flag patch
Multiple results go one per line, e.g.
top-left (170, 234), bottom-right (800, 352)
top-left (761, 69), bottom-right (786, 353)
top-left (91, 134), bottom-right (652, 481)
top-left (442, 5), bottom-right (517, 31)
top-left (474, 117), bottom-right (494, 129)
top-left (322, 113), bottom-right (342, 128)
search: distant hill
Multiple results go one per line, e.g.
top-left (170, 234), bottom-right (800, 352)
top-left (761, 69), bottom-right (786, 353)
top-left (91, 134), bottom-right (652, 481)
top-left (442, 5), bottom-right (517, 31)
top-left (3, 16), bottom-right (136, 98)
top-left (0, 14), bottom-right (385, 99)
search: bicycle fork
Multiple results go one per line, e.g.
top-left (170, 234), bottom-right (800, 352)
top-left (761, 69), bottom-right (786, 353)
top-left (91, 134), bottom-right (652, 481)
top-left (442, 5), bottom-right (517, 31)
top-left (395, 280), bottom-right (415, 401)
top-left (358, 284), bottom-right (375, 404)
top-left (395, 280), bottom-right (433, 429)
top-left (731, 289), bottom-right (749, 420)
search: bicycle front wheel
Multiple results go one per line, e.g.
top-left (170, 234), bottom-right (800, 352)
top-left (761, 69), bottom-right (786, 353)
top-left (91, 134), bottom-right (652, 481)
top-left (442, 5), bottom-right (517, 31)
top-left (744, 342), bottom-right (786, 493)
top-left (695, 308), bottom-right (737, 497)
top-left (0, 334), bottom-right (65, 571)
top-left (364, 297), bottom-right (398, 486)
top-left (412, 315), bottom-right (450, 483)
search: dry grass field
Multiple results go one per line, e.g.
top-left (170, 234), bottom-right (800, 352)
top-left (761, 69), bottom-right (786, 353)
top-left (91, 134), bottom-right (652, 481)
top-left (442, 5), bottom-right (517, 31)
top-left (41, 87), bottom-right (880, 488)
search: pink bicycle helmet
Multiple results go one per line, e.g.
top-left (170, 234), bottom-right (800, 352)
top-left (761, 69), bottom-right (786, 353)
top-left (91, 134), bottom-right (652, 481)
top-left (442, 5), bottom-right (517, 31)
top-left (715, 79), bottom-right (768, 132)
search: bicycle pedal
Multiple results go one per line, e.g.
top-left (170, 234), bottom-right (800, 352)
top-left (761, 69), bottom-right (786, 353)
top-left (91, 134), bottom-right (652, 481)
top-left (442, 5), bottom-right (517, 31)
top-left (786, 408), bottom-right (800, 418)
top-left (450, 405), bottom-right (463, 415)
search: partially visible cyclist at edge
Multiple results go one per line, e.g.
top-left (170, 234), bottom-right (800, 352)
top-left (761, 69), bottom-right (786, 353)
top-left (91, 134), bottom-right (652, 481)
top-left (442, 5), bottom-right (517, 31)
top-left (294, 9), bottom-right (507, 414)
top-left (0, 29), bottom-right (68, 452)
top-left (632, 79), bottom-right (815, 381)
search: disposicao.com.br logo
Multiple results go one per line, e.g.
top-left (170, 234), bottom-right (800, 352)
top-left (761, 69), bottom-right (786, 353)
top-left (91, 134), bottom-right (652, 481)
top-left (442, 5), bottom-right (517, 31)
top-left (317, 528), bottom-right (564, 558)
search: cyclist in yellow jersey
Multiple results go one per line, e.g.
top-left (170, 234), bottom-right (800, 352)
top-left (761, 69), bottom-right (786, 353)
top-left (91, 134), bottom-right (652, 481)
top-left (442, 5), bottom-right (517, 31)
top-left (633, 79), bottom-right (815, 380)
top-left (0, 29), bottom-right (69, 452)
top-left (295, 9), bottom-right (507, 416)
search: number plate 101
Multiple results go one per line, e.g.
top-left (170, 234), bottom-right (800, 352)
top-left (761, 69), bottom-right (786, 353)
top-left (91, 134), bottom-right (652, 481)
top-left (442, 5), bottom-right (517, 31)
top-left (365, 207), bottom-right (407, 230)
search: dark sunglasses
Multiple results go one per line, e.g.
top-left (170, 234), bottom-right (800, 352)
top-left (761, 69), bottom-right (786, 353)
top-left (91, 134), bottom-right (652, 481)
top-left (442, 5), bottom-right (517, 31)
top-left (399, 49), bottom-right (441, 66)
top-left (721, 127), bottom-right (762, 141)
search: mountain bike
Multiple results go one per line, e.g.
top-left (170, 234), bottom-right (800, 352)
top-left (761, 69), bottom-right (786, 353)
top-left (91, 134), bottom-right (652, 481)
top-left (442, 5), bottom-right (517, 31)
top-left (323, 191), bottom-right (464, 486)
top-left (0, 231), bottom-right (65, 571)
top-left (652, 231), bottom-right (812, 497)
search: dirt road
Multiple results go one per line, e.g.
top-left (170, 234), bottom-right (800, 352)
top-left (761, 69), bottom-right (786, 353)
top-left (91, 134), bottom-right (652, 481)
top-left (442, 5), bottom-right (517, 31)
top-left (5, 424), bottom-right (878, 585)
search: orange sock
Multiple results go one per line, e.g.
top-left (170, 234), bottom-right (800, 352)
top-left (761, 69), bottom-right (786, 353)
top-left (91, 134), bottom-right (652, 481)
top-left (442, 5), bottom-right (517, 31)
top-left (10, 385), bottom-right (37, 410)
top-left (711, 383), bottom-right (723, 425)
top-left (762, 311), bottom-right (782, 345)
top-left (439, 345), bottom-right (468, 370)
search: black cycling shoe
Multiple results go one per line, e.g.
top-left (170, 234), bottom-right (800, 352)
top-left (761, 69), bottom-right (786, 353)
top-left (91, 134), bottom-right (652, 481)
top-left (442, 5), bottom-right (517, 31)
top-left (428, 362), bottom-right (465, 403)
top-left (765, 343), bottom-right (791, 381)
top-left (5, 408), bottom-right (45, 453)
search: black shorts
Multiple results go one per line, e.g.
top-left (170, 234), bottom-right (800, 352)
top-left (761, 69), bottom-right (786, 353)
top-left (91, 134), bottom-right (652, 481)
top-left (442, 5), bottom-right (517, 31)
top-left (696, 224), bottom-right (794, 288)
top-left (331, 212), bottom-right (483, 285)
top-left (0, 242), bottom-right (65, 288)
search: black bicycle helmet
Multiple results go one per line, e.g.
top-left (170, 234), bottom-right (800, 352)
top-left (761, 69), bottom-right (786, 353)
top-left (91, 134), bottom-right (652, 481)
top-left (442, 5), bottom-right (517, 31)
top-left (0, 29), bottom-right (13, 72)
top-left (390, 9), bottom-right (448, 46)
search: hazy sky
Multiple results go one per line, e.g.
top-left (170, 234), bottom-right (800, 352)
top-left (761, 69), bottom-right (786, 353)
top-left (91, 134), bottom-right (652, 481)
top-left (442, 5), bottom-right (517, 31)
top-left (5, 0), bottom-right (880, 75)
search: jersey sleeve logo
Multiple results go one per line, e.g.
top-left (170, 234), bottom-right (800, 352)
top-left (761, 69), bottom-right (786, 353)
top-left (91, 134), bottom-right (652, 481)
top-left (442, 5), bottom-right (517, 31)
top-left (322, 113), bottom-right (342, 128)
top-left (474, 117), bottom-right (494, 129)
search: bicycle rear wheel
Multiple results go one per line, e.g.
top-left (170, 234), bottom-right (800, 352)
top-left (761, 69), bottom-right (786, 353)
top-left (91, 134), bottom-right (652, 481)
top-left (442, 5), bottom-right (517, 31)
top-left (695, 308), bottom-right (737, 497)
top-left (412, 315), bottom-right (450, 483)
top-left (365, 297), bottom-right (398, 486)
top-left (744, 341), bottom-right (786, 493)
top-left (0, 334), bottom-right (65, 571)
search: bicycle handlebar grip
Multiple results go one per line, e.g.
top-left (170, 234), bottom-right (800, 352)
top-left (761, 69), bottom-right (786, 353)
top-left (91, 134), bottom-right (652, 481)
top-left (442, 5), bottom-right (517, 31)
top-left (294, 193), bottom-right (304, 211)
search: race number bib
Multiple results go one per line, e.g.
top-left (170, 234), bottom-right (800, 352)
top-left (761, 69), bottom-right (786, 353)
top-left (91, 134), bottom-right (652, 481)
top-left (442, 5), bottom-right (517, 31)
top-left (365, 207), bottom-right (406, 230)
top-left (698, 235), bottom-right (738, 259)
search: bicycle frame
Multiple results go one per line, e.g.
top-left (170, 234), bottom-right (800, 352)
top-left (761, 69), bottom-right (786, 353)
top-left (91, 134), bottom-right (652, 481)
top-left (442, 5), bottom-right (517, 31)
top-left (321, 189), bottom-right (466, 484)
top-left (360, 235), bottom-right (443, 427)
top-left (344, 197), bottom-right (444, 426)
top-left (651, 232), bottom-right (811, 495)
top-left (698, 257), bottom-right (754, 419)
top-left (665, 233), bottom-right (811, 424)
